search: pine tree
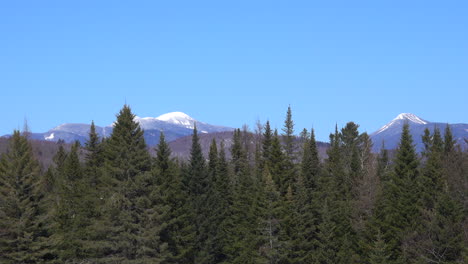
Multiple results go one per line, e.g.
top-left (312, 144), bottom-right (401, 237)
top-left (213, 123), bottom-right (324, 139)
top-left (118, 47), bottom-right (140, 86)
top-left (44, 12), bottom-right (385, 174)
top-left (227, 129), bottom-right (264, 263)
top-left (104, 104), bottom-right (151, 181)
top-left (48, 142), bottom-right (94, 261)
top-left (443, 124), bottom-right (456, 155)
top-left (211, 141), bottom-right (234, 263)
top-left (368, 231), bottom-right (391, 264)
top-left (302, 128), bottom-right (320, 194)
top-left (293, 128), bottom-right (321, 263)
top-left (84, 121), bottom-right (103, 187)
top-left (405, 127), bottom-right (465, 263)
top-left (258, 165), bottom-right (282, 263)
top-left (184, 125), bottom-right (214, 263)
top-left (0, 131), bottom-right (46, 263)
top-left (315, 125), bottom-right (358, 263)
top-left (281, 106), bottom-right (296, 198)
top-left (282, 105), bottom-right (295, 160)
top-left (262, 121), bottom-right (273, 170)
top-left (270, 130), bottom-right (287, 194)
top-left (95, 104), bottom-right (152, 262)
top-left (154, 132), bottom-right (193, 263)
top-left (370, 123), bottom-right (420, 263)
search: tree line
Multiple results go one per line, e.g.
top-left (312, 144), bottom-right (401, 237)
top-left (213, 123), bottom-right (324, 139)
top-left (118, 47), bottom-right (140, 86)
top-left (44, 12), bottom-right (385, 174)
top-left (0, 105), bottom-right (466, 263)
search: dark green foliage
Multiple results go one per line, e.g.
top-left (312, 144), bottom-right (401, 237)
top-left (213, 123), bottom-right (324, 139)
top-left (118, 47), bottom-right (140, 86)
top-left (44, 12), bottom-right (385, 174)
top-left (262, 120), bottom-right (273, 169)
top-left (444, 124), bottom-right (456, 155)
top-left (104, 104), bottom-right (151, 181)
top-left (226, 129), bottom-right (263, 263)
top-left (258, 166), bottom-right (282, 263)
top-left (405, 127), bottom-right (465, 263)
top-left (84, 121), bottom-right (103, 187)
top-left (282, 105), bottom-right (295, 160)
top-left (0, 131), bottom-right (46, 263)
top-left (206, 140), bottom-right (233, 263)
top-left (315, 125), bottom-right (359, 263)
top-left (369, 123), bottom-right (420, 263)
top-left (154, 132), bottom-right (193, 263)
top-left (1, 106), bottom-right (467, 263)
top-left (270, 130), bottom-right (287, 194)
top-left (281, 106), bottom-right (297, 198)
top-left (94, 104), bottom-right (154, 262)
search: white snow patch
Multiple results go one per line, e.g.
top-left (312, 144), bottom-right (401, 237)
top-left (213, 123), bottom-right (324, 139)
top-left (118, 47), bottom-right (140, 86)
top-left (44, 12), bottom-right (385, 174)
top-left (155, 112), bottom-right (195, 127)
top-left (201, 130), bottom-right (208, 133)
top-left (375, 113), bottom-right (428, 134)
top-left (45, 133), bottom-right (55, 140)
top-left (393, 113), bottom-right (428, 125)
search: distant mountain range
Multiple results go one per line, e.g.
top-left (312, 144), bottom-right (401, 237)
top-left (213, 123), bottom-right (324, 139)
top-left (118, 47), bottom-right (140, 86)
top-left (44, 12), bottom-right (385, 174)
top-left (2, 112), bottom-right (234, 146)
top-left (2, 112), bottom-right (467, 153)
top-left (370, 113), bottom-right (468, 152)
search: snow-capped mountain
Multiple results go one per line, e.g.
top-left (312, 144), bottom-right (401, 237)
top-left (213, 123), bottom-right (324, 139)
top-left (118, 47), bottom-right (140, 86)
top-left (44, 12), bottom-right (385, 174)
top-left (370, 113), bottom-right (468, 152)
top-left (7, 112), bottom-right (233, 146)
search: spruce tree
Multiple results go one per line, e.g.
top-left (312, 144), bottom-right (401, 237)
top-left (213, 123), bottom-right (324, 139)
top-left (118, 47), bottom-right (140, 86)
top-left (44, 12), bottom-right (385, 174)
top-left (270, 130), bottom-right (286, 194)
top-left (315, 125), bottom-right (358, 263)
top-left (293, 128), bottom-right (321, 262)
top-left (227, 129), bottom-right (263, 263)
top-left (258, 165), bottom-right (282, 263)
top-left (95, 104), bottom-right (152, 262)
top-left (104, 104), bottom-right (151, 181)
top-left (262, 121), bottom-right (273, 170)
top-left (406, 127), bottom-right (465, 263)
top-left (48, 142), bottom-right (96, 261)
top-left (370, 123), bottom-right (420, 263)
top-left (0, 131), bottom-right (46, 263)
top-left (154, 132), bottom-right (193, 263)
top-left (281, 106), bottom-right (296, 198)
top-left (84, 121), bottom-right (103, 187)
top-left (282, 105), bottom-right (295, 159)
top-left (185, 125), bottom-right (213, 263)
top-left (211, 141), bottom-right (234, 263)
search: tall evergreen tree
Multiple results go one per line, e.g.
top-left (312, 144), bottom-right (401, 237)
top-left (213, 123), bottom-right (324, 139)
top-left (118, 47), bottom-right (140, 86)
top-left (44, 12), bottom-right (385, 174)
top-left (227, 129), bottom-right (263, 263)
top-left (370, 123), bottom-right (420, 263)
top-left (0, 131), bottom-right (46, 263)
top-left (282, 105), bottom-right (295, 159)
top-left (293, 128), bottom-right (321, 262)
top-left (84, 121), bottom-right (103, 187)
top-left (281, 106), bottom-right (296, 198)
top-left (48, 142), bottom-right (98, 262)
top-left (104, 104), bottom-right (151, 181)
top-left (94, 104), bottom-right (152, 262)
top-left (270, 130), bottom-right (287, 194)
top-left (211, 141), bottom-right (234, 263)
top-left (262, 121), bottom-right (273, 170)
top-left (185, 125), bottom-right (214, 263)
top-left (405, 127), bottom-right (465, 263)
top-left (154, 132), bottom-right (193, 263)
top-left (315, 125), bottom-right (358, 263)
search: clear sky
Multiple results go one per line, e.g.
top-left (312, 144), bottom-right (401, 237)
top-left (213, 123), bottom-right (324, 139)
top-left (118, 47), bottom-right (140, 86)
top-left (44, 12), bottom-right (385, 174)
top-left (1, 1), bottom-right (467, 142)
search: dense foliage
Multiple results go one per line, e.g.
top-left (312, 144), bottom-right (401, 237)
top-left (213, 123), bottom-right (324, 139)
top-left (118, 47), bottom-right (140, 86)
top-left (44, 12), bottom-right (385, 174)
top-left (0, 105), bottom-right (466, 263)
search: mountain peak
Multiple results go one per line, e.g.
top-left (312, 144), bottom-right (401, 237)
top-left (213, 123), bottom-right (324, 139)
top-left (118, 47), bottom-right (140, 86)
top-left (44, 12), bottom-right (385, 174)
top-left (155, 112), bottom-right (195, 127)
top-left (393, 113), bottom-right (428, 125)
top-left (374, 113), bottom-right (428, 135)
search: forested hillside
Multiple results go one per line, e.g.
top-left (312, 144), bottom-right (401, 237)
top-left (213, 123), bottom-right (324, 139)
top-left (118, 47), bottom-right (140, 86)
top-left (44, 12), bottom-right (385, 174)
top-left (0, 105), bottom-right (466, 263)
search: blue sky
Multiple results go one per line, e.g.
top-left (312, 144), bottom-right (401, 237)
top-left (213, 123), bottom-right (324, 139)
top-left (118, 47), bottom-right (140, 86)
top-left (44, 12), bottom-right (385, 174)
top-left (1, 1), bottom-right (467, 142)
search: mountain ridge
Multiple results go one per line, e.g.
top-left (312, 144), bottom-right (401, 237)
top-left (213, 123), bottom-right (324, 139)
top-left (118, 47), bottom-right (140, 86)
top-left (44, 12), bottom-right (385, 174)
top-left (370, 113), bottom-right (468, 152)
top-left (1, 112), bottom-right (234, 146)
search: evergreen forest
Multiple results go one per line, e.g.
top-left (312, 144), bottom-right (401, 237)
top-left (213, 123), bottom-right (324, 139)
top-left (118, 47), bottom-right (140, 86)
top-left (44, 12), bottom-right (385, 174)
top-left (0, 104), bottom-right (467, 264)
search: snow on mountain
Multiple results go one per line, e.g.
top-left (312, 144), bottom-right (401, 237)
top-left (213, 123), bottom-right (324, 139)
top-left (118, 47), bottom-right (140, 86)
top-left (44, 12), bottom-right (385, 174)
top-left (375, 113), bottom-right (428, 134)
top-left (155, 112), bottom-right (195, 128)
top-left (3, 112), bottom-right (234, 146)
top-left (371, 113), bottom-right (468, 152)
top-left (393, 113), bottom-right (428, 125)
